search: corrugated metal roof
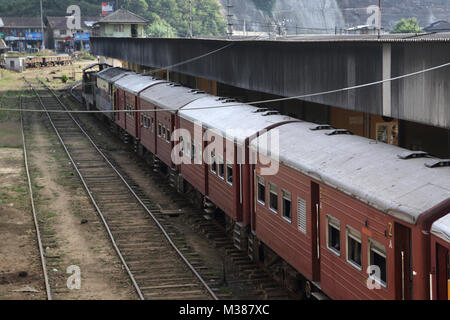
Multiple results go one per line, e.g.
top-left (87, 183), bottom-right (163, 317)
top-left (180, 96), bottom-right (297, 144)
top-left (140, 84), bottom-right (200, 110)
top-left (114, 74), bottom-right (162, 94)
top-left (432, 213), bottom-right (450, 244)
top-left (251, 122), bottom-right (450, 224)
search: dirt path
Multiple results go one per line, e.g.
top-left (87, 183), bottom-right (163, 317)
top-left (23, 111), bottom-right (136, 300)
top-left (0, 147), bottom-right (46, 300)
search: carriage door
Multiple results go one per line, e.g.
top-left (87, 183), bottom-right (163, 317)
top-left (395, 223), bottom-right (411, 300)
top-left (114, 90), bottom-right (119, 121)
top-left (311, 182), bottom-right (321, 282)
top-left (436, 244), bottom-right (449, 300)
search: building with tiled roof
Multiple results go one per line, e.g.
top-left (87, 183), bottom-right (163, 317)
top-left (0, 17), bottom-right (45, 51)
top-left (46, 16), bottom-right (99, 52)
top-left (92, 9), bottom-right (148, 38)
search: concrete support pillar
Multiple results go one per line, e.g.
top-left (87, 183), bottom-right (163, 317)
top-left (347, 52), bottom-right (356, 108)
top-left (382, 44), bottom-right (392, 117)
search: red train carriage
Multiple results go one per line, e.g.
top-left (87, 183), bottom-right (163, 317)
top-left (139, 84), bottom-right (200, 167)
top-left (114, 74), bottom-right (163, 139)
top-left (431, 213), bottom-right (450, 300)
top-left (82, 67), bottom-right (450, 300)
top-left (179, 97), bottom-right (297, 231)
top-left (251, 122), bottom-right (450, 300)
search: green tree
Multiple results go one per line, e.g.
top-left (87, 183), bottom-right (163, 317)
top-left (391, 17), bottom-right (424, 34)
top-left (147, 18), bottom-right (177, 38)
top-left (0, 0), bottom-right (227, 37)
top-left (122, 0), bottom-right (149, 15)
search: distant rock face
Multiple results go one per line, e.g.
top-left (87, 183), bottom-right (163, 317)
top-left (219, 0), bottom-right (344, 33)
top-left (338, 0), bottom-right (450, 30)
top-left (219, 0), bottom-right (450, 32)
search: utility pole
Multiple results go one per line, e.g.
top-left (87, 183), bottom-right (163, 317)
top-left (378, 0), bottom-right (382, 39)
top-left (226, 0), bottom-right (233, 39)
top-left (189, 0), bottom-right (193, 38)
top-left (40, 0), bottom-right (45, 50)
top-left (116, 0), bottom-right (119, 10)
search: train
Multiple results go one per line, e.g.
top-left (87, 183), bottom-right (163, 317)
top-left (81, 64), bottom-right (450, 300)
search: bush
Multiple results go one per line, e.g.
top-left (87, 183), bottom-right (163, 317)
top-left (391, 17), bottom-right (424, 34)
top-left (61, 74), bottom-right (69, 83)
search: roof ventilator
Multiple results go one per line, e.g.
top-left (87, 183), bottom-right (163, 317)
top-left (252, 108), bottom-right (269, 113)
top-left (310, 125), bottom-right (333, 131)
top-left (397, 151), bottom-right (429, 160)
top-left (262, 110), bottom-right (280, 116)
top-left (325, 129), bottom-right (353, 136)
top-left (424, 159), bottom-right (450, 168)
top-left (189, 89), bottom-right (205, 94)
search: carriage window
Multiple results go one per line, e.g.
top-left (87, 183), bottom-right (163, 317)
top-left (151, 117), bottom-right (154, 132)
top-left (269, 183), bottom-right (278, 214)
top-left (158, 122), bottom-right (162, 137)
top-left (162, 126), bottom-right (166, 139)
top-left (180, 136), bottom-right (184, 153)
top-left (327, 215), bottom-right (341, 255)
top-left (186, 140), bottom-right (191, 158)
top-left (210, 151), bottom-right (216, 173)
top-left (227, 163), bottom-right (233, 185)
top-left (191, 140), bottom-right (196, 160)
top-left (143, 116), bottom-right (148, 128)
top-left (140, 114), bottom-right (144, 126)
top-left (297, 197), bottom-right (307, 234)
top-left (257, 176), bottom-right (265, 205)
top-left (347, 227), bottom-right (362, 269)
top-left (127, 104), bottom-right (134, 118)
top-left (282, 190), bottom-right (292, 222)
top-left (166, 128), bottom-right (171, 142)
top-left (218, 157), bottom-right (225, 179)
top-left (369, 239), bottom-right (387, 286)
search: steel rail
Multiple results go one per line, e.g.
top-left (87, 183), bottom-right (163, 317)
top-left (46, 79), bottom-right (219, 300)
top-left (19, 93), bottom-right (53, 300)
top-left (24, 78), bottom-right (146, 300)
top-left (32, 78), bottom-right (218, 300)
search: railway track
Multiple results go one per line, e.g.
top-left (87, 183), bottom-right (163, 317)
top-left (67, 85), bottom-right (294, 300)
top-left (23, 78), bottom-right (218, 300)
top-left (19, 96), bottom-right (52, 300)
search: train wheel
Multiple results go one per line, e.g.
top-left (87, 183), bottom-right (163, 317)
top-left (305, 281), bottom-right (312, 300)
